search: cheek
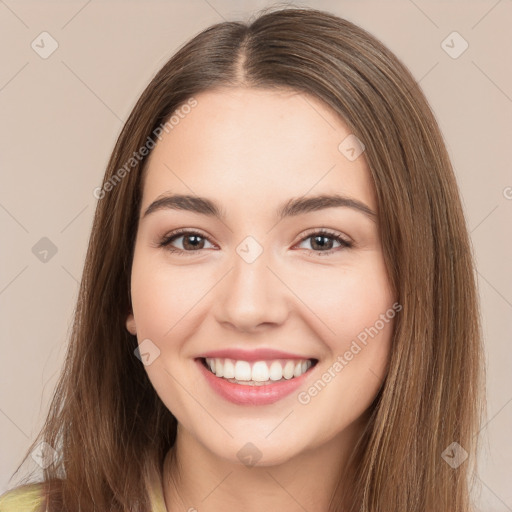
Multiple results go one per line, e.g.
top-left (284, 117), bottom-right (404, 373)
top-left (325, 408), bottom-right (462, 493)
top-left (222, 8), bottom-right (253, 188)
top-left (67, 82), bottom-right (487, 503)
top-left (289, 256), bottom-right (394, 350)
top-left (130, 253), bottom-right (209, 340)
top-left (295, 268), bottom-right (395, 436)
top-left (129, 255), bottom-right (205, 417)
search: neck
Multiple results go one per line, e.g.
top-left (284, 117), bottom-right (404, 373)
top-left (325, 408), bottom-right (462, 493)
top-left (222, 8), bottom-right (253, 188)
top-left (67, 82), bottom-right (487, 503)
top-left (162, 413), bottom-right (369, 512)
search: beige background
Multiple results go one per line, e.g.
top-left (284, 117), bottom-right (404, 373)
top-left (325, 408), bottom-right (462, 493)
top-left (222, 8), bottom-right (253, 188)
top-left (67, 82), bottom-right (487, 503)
top-left (0, 0), bottom-right (511, 510)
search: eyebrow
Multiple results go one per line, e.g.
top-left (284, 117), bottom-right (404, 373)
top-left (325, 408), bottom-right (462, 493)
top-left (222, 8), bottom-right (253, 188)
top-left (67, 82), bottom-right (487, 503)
top-left (142, 193), bottom-right (377, 223)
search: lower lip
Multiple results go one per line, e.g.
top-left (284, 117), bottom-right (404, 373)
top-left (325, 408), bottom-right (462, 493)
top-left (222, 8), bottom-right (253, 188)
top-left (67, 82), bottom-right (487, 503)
top-left (195, 358), bottom-right (315, 405)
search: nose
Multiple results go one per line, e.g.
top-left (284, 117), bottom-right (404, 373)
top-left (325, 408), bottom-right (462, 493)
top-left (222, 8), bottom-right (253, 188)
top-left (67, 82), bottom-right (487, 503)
top-left (214, 248), bottom-right (290, 333)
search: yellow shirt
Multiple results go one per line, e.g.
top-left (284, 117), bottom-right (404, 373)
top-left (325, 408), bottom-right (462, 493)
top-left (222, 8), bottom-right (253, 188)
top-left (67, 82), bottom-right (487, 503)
top-left (0, 465), bottom-right (167, 512)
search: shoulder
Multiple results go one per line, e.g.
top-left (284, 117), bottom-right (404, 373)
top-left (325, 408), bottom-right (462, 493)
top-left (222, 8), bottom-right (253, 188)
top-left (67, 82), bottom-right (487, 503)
top-left (0, 483), bottom-right (45, 512)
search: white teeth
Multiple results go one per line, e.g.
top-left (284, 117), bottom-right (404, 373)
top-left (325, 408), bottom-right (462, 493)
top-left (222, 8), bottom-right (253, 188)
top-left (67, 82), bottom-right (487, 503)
top-left (251, 361), bottom-right (270, 382)
top-left (269, 361), bottom-right (283, 381)
top-left (214, 358), bottom-right (223, 377)
top-left (223, 359), bottom-right (235, 379)
top-left (283, 360), bottom-right (295, 379)
top-left (234, 360), bottom-right (252, 381)
top-left (204, 357), bottom-right (314, 383)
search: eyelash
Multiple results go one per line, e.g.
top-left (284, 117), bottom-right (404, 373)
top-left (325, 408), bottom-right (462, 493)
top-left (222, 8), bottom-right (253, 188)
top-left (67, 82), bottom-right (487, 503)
top-left (157, 228), bottom-right (353, 257)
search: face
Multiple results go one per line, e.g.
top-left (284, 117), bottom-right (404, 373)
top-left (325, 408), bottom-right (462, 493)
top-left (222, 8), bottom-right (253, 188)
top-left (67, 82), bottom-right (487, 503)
top-left (126, 87), bottom-right (396, 466)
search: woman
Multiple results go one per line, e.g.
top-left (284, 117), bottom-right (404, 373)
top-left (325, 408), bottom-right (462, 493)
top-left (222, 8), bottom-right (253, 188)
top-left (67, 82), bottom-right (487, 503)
top-left (0, 6), bottom-right (485, 512)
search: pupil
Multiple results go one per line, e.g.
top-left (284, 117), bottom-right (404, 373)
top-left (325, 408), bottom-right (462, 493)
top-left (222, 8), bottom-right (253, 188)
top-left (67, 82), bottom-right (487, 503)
top-left (313, 235), bottom-right (331, 250)
top-left (184, 235), bottom-right (203, 250)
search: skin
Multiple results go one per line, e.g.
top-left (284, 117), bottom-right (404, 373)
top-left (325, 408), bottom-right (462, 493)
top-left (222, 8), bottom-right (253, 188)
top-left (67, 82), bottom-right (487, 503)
top-left (126, 87), bottom-right (396, 511)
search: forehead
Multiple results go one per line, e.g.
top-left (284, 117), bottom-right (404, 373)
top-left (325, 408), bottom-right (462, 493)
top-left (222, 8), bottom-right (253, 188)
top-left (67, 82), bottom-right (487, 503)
top-left (141, 87), bottom-right (376, 215)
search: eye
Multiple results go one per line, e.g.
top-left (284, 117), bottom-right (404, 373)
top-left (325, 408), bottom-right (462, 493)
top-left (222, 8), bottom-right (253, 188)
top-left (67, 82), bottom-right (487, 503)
top-left (158, 228), bottom-right (214, 256)
top-left (294, 229), bottom-right (353, 256)
top-left (157, 228), bottom-right (353, 257)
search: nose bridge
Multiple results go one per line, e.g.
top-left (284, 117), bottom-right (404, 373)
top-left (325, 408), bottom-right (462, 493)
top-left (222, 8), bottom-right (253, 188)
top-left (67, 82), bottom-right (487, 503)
top-left (216, 235), bottom-right (288, 331)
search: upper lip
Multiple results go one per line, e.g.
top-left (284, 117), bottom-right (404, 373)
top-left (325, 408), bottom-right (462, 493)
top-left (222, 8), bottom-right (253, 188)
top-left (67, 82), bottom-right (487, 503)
top-left (196, 348), bottom-right (317, 362)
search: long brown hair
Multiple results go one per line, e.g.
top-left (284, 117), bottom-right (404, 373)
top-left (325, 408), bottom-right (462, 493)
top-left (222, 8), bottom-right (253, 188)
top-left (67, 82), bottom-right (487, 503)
top-left (9, 6), bottom-right (486, 511)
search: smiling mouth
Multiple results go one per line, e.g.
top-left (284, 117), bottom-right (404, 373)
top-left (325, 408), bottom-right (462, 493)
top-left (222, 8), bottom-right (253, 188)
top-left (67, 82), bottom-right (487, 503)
top-left (198, 357), bottom-right (318, 386)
